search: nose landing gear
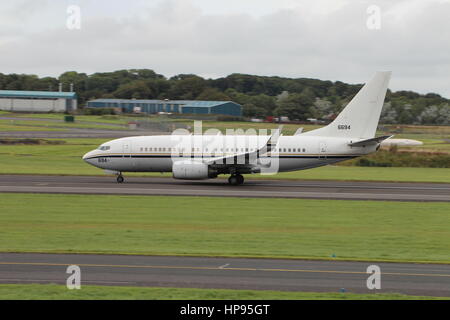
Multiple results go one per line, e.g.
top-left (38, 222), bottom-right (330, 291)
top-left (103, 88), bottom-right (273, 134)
top-left (116, 174), bottom-right (124, 183)
top-left (228, 174), bottom-right (244, 185)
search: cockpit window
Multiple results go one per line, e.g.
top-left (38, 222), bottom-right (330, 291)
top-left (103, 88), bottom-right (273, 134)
top-left (98, 145), bottom-right (111, 151)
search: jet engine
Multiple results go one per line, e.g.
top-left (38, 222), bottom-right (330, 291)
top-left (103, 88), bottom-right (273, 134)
top-left (172, 160), bottom-right (217, 180)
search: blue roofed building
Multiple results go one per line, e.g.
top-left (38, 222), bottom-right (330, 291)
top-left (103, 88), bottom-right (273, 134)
top-left (87, 99), bottom-right (242, 117)
top-left (0, 90), bottom-right (77, 112)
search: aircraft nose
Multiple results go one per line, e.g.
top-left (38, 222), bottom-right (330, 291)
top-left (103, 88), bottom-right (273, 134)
top-left (82, 150), bottom-right (95, 162)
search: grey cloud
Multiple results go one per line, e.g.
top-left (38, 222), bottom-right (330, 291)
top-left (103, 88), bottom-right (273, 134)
top-left (0, 0), bottom-right (449, 97)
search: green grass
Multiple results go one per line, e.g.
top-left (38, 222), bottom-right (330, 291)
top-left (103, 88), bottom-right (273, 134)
top-left (0, 138), bottom-right (108, 175)
top-left (2, 114), bottom-right (450, 154)
top-left (1, 137), bottom-right (450, 182)
top-left (0, 284), bottom-right (445, 300)
top-left (0, 119), bottom-right (127, 131)
top-left (0, 123), bottom-right (66, 131)
top-left (400, 139), bottom-right (450, 153)
top-left (1, 193), bottom-right (449, 263)
top-left (8, 113), bottom-right (131, 125)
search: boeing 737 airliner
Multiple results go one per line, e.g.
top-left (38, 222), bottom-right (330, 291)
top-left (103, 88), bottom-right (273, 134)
top-left (83, 72), bottom-right (392, 185)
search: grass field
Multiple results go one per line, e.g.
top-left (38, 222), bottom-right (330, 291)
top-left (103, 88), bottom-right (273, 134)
top-left (1, 138), bottom-right (450, 182)
top-left (3, 112), bottom-right (449, 145)
top-left (1, 193), bottom-right (449, 263)
top-left (0, 284), bottom-right (446, 300)
top-left (5, 113), bottom-right (131, 125)
top-left (1, 114), bottom-right (450, 181)
top-left (0, 123), bottom-right (66, 132)
top-left (399, 139), bottom-right (450, 153)
top-left (0, 119), bottom-right (127, 131)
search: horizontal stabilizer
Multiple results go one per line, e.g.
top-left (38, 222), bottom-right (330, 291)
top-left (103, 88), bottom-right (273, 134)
top-left (348, 135), bottom-right (393, 147)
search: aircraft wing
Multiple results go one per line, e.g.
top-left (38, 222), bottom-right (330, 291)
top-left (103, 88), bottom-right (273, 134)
top-left (205, 126), bottom-right (282, 167)
top-left (348, 135), bottom-right (393, 147)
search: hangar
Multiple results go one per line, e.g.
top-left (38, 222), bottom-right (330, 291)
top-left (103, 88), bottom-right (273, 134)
top-left (87, 99), bottom-right (242, 117)
top-left (0, 90), bottom-right (77, 112)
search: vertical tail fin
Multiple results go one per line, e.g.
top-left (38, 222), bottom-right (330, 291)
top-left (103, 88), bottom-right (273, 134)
top-left (303, 71), bottom-right (391, 139)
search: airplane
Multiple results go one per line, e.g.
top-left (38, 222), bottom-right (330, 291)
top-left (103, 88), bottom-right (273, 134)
top-left (83, 71), bottom-right (392, 185)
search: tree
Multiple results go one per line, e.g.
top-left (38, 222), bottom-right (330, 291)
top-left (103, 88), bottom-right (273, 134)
top-left (275, 93), bottom-right (314, 120)
top-left (196, 87), bottom-right (230, 101)
top-left (242, 103), bottom-right (267, 118)
top-left (168, 75), bottom-right (206, 99)
top-left (113, 80), bottom-right (154, 99)
top-left (418, 104), bottom-right (450, 125)
top-left (0, 69), bottom-right (448, 120)
top-left (380, 102), bottom-right (398, 124)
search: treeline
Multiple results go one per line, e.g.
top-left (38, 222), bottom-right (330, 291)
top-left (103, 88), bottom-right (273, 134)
top-left (0, 69), bottom-right (449, 124)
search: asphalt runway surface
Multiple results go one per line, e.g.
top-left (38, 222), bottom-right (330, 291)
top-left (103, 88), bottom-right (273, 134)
top-left (0, 175), bottom-right (450, 201)
top-left (1, 253), bottom-right (449, 297)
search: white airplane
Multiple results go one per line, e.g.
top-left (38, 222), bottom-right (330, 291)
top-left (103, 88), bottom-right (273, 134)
top-left (83, 72), bottom-right (392, 185)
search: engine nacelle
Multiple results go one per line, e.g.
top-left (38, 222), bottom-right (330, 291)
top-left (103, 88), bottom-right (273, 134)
top-left (172, 160), bottom-right (216, 180)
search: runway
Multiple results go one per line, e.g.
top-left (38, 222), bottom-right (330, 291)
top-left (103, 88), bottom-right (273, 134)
top-left (0, 253), bottom-right (449, 297)
top-left (0, 175), bottom-right (450, 201)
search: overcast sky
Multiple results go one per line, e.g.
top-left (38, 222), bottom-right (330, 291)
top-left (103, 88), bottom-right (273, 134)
top-left (0, 0), bottom-right (449, 97)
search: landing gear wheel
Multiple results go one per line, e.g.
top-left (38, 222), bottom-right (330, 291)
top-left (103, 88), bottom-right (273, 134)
top-left (228, 175), bottom-right (239, 186)
top-left (117, 175), bottom-right (124, 183)
top-left (228, 174), bottom-right (244, 186)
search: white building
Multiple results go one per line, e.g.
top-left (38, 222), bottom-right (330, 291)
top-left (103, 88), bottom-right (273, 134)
top-left (0, 90), bottom-right (77, 112)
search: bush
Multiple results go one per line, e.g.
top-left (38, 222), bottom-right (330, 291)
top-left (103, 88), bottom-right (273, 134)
top-left (345, 150), bottom-right (450, 168)
top-left (355, 158), bottom-right (392, 167)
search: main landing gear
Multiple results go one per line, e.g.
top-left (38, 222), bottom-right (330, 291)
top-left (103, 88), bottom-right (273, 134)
top-left (228, 174), bottom-right (244, 186)
top-left (116, 174), bottom-right (124, 183)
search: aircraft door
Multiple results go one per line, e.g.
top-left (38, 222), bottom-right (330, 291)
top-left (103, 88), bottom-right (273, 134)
top-left (122, 140), bottom-right (135, 168)
top-left (123, 140), bottom-right (131, 155)
top-left (318, 141), bottom-right (327, 159)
